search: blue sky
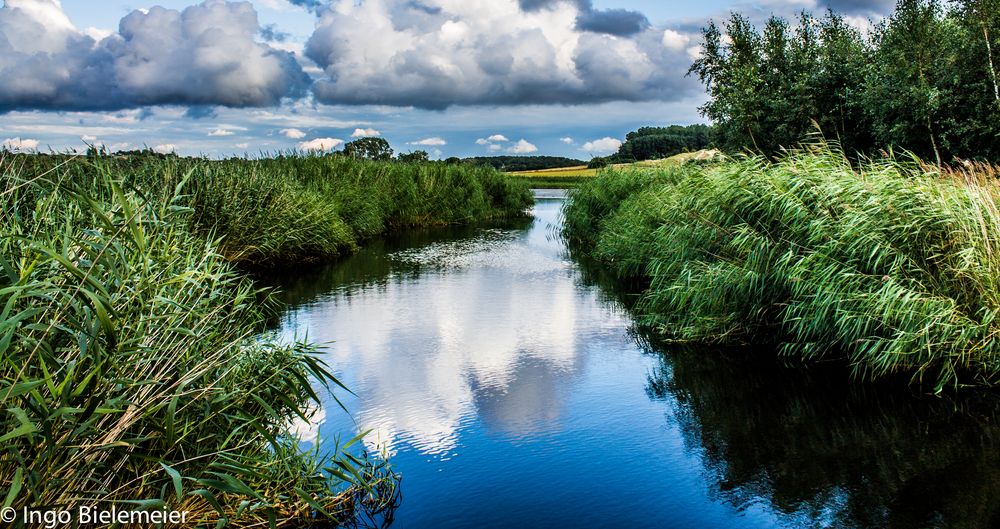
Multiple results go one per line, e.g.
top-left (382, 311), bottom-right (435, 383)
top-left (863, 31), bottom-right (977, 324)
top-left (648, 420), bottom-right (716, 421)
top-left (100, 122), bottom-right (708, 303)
top-left (0, 0), bottom-right (893, 159)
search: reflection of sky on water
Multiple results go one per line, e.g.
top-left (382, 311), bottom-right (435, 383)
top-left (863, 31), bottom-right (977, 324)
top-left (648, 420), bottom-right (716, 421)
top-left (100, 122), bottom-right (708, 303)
top-left (271, 195), bottom-right (1000, 529)
top-left (270, 200), bottom-right (789, 528)
top-left (278, 198), bottom-right (629, 456)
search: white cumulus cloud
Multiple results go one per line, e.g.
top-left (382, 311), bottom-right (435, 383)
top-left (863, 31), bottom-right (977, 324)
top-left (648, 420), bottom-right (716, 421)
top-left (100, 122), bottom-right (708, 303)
top-left (661, 29), bottom-right (690, 51)
top-left (507, 139), bottom-right (537, 154)
top-left (2, 137), bottom-right (39, 150)
top-left (411, 137), bottom-right (447, 146)
top-left (0, 0), bottom-right (308, 111)
top-left (351, 127), bottom-right (381, 137)
top-left (281, 128), bottom-right (307, 139)
top-left (305, 0), bottom-right (700, 109)
top-left (299, 137), bottom-right (343, 151)
top-left (208, 128), bottom-right (235, 137)
top-left (560, 137), bottom-right (574, 144)
top-left (153, 143), bottom-right (176, 154)
top-left (487, 134), bottom-right (509, 142)
top-left (582, 137), bottom-right (622, 154)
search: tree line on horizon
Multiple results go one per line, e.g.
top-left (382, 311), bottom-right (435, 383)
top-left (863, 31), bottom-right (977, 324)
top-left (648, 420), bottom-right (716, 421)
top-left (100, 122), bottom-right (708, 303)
top-left (688, 0), bottom-right (1000, 163)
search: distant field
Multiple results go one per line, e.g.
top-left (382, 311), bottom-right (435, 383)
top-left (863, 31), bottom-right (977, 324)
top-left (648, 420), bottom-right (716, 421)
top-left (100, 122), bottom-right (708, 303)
top-left (508, 165), bottom-right (598, 178)
top-left (507, 150), bottom-right (723, 187)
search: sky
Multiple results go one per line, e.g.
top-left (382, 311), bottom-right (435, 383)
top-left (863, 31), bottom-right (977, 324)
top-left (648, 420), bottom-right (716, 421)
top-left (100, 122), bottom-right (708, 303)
top-left (0, 0), bottom-right (895, 159)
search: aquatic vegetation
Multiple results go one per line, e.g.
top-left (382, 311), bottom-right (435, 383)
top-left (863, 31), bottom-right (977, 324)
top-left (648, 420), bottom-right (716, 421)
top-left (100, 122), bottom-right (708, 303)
top-left (564, 146), bottom-right (1000, 391)
top-left (3, 152), bottom-right (533, 268)
top-left (0, 150), bottom-right (530, 526)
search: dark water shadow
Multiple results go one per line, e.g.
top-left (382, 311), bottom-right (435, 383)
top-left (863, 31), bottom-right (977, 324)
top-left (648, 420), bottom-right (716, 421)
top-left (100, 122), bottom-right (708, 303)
top-left (572, 242), bottom-right (1000, 529)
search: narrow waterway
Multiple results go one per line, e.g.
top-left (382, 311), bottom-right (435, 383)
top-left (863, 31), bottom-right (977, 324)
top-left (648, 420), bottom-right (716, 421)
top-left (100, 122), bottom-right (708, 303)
top-left (266, 191), bottom-right (1000, 529)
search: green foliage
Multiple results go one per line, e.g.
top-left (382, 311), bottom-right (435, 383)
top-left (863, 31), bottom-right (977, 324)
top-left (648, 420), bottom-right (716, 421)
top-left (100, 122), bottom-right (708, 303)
top-left (0, 150), bottom-right (530, 524)
top-left (565, 146), bottom-right (1000, 391)
top-left (690, 1), bottom-right (1000, 161)
top-left (587, 157), bottom-right (609, 169)
top-left (398, 150), bottom-right (430, 163)
top-left (2, 152), bottom-right (533, 268)
top-left (343, 137), bottom-right (394, 161)
top-left (0, 163), bottom-right (399, 526)
top-left (608, 124), bottom-right (715, 163)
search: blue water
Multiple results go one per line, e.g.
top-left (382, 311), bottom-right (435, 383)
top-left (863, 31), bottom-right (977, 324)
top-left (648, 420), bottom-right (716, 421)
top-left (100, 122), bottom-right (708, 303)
top-left (267, 192), bottom-right (1000, 529)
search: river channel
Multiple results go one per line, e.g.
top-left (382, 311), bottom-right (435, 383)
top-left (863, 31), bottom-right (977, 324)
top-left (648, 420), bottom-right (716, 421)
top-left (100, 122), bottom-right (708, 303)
top-left (265, 190), bottom-right (1000, 529)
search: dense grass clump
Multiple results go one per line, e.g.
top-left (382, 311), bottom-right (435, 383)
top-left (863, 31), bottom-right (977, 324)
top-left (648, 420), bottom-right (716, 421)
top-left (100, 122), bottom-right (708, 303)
top-left (565, 147), bottom-right (1000, 391)
top-left (0, 160), bottom-right (402, 526)
top-left (0, 149), bottom-right (531, 527)
top-left (3, 152), bottom-right (533, 267)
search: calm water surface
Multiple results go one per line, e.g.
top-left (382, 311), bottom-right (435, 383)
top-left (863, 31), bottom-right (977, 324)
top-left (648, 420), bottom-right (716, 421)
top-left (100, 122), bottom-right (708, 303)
top-left (266, 191), bottom-right (1000, 529)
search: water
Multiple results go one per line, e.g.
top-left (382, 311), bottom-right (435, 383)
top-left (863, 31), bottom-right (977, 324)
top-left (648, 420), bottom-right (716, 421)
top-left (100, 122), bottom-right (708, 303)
top-left (265, 192), bottom-right (1000, 529)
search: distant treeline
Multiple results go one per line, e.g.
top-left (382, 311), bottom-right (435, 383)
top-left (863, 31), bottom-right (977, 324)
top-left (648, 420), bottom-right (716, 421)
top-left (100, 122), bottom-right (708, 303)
top-left (463, 155), bottom-right (586, 171)
top-left (690, 0), bottom-right (1000, 162)
top-left (603, 124), bottom-right (715, 164)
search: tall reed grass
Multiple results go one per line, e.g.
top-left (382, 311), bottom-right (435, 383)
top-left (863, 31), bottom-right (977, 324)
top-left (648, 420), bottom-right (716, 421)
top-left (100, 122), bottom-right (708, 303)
top-left (4, 152), bottom-right (532, 268)
top-left (564, 146), bottom-right (1000, 391)
top-left (0, 149), bottom-right (530, 526)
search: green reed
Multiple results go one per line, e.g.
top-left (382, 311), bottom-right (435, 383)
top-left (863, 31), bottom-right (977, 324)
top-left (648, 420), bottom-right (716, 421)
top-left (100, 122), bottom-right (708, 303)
top-left (0, 148), bottom-right (530, 526)
top-left (564, 145), bottom-right (1000, 392)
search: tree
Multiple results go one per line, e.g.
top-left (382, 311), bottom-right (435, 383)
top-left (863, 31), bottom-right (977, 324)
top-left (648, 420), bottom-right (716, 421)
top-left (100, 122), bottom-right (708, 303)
top-left (343, 137), bottom-right (393, 161)
top-left (689, 14), bottom-right (776, 152)
top-left (587, 157), bottom-right (609, 169)
top-left (814, 12), bottom-right (872, 153)
top-left (398, 150), bottom-right (430, 163)
top-left (689, 1), bottom-right (1000, 162)
top-left (959, 0), bottom-right (1000, 102)
top-left (611, 124), bottom-right (715, 162)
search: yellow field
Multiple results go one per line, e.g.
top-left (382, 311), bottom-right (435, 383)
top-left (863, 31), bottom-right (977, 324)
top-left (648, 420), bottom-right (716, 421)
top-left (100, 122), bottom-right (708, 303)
top-left (508, 165), bottom-right (598, 178)
top-left (506, 150), bottom-right (723, 182)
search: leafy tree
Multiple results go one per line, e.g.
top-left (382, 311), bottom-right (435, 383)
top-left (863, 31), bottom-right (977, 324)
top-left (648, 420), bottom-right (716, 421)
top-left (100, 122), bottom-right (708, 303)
top-left (689, 1), bottom-right (1000, 162)
top-left (587, 157), bottom-right (610, 169)
top-left (866, 0), bottom-right (950, 164)
top-left (689, 14), bottom-right (768, 152)
top-left (959, 0), bottom-right (1000, 102)
top-left (398, 150), bottom-right (430, 163)
top-left (343, 137), bottom-right (393, 161)
top-left (609, 124), bottom-right (714, 162)
top-left (690, 11), bottom-right (871, 155)
top-left (948, 0), bottom-right (1000, 160)
top-left (814, 12), bottom-right (872, 152)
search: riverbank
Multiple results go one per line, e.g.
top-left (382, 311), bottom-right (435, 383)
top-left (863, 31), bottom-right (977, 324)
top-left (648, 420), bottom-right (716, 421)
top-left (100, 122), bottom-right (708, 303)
top-left (0, 152), bottom-right (531, 527)
top-left (564, 146), bottom-right (1000, 392)
top-left (4, 152), bottom-right (533, 268)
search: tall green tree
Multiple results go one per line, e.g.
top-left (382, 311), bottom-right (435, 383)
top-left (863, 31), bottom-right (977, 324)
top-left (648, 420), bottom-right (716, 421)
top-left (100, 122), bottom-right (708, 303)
top-left (689, 0), bottom-right (1000, 162)
top-left (959, 0), bottom-right (1000, 102)
top-left (948, 0), bottom-right (1000, 160)
top-left (866, 0), bottom-right (950, 163)
top-left (343, 137), bottom-right (394, 161)
top-left (397, 150), bottom-right (430, 163)
top-left (814, 12), bottom-right (872, 152)
top-left (690, 15), bottom-right (767, 152)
